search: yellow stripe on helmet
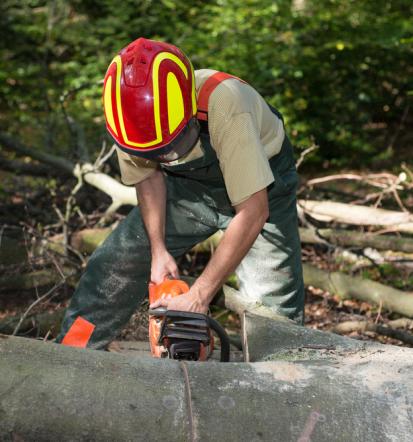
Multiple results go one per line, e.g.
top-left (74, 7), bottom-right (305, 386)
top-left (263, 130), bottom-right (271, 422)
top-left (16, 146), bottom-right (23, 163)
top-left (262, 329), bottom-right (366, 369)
top-left (190, 62), bottom-right (197, 116)
top-left (167, 72), bottom-right (185, 134)
top-left (103, 75), bottom-right (118, 136)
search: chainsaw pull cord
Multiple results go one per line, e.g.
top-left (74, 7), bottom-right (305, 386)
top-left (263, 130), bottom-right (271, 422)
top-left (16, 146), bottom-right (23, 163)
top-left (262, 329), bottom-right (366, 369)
top-left (206, 316), bottom-right (230, 362)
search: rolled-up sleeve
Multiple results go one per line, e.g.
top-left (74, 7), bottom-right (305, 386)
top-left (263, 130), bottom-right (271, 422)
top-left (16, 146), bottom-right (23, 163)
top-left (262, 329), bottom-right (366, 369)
top-left (116, 147), bottom-right (158, 185)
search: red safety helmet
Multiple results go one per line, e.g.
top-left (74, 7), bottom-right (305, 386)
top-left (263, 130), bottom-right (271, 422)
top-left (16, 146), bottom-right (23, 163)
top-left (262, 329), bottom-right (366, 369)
top-left (103, 38), bottom-right (199, 161)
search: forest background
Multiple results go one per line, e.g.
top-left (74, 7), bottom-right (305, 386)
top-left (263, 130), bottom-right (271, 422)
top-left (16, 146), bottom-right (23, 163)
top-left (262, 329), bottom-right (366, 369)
top-left (1, 0), bottom-right (413, 346)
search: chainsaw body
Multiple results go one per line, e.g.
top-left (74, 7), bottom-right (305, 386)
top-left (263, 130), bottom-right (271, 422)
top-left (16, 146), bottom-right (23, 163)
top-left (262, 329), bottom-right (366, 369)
top-left (148, 280), bottom-right (230, 362)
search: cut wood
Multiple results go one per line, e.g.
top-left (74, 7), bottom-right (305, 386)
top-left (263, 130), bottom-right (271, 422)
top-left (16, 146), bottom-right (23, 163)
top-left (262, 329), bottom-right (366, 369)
top-left (303, 263), bottom-right (413, 317)
top-left (298, 199), bottom-right (413, 233)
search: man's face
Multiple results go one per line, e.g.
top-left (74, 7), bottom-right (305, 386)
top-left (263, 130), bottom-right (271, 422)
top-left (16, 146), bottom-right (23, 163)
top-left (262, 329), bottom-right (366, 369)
top-left (134, 117), bottom-right (201, 164)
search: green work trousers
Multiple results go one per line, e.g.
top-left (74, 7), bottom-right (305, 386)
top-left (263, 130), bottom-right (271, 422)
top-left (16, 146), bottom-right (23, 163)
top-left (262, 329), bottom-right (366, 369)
top-left (56, 136), bottom-right (304, 349)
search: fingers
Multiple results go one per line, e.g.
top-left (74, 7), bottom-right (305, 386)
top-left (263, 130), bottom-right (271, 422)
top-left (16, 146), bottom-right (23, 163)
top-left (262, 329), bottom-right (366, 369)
top-left (170, 267), bottom-right (180, 279)
top-left (149, 295), bottom-right (171, 309)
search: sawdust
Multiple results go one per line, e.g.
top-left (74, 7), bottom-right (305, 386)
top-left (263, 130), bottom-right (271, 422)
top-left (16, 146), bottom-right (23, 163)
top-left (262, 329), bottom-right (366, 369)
top-left (252, 360), bottom-right (313, 383)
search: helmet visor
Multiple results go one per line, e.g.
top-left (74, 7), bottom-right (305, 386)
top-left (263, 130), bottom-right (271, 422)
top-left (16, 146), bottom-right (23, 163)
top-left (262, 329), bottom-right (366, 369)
top-left (115, 118), bottom-right (200, 162)
top-left (155, 118), bottom-right (201, 163)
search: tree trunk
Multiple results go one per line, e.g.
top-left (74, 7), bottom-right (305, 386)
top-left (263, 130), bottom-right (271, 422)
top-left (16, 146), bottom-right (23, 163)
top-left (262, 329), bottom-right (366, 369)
top-left (1, 324), bottom-right (412, 441)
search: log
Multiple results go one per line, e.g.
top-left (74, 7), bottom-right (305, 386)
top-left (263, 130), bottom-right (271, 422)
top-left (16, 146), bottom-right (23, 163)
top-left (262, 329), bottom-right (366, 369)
top-left (49, 228), bottom-right (113, 255)
top-left (303, 263), bottom-right (413, 317)
top-left (299, 227), bottom-right (413, 253)
top-left (0, 267), bottom-right (77, 291)
top-left (0, 309), bottom-right (65, 336)
top-left (333, 318), bottom-right (413, 334)
top-left (299, 199), bottom-right (413, 233)
top-left (1, 325), bottom-right (412, 441)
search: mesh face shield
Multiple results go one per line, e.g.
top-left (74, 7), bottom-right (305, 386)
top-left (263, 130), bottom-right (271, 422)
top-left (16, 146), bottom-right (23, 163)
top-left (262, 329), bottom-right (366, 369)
top-left (115, 118), bottom-right (201, 163)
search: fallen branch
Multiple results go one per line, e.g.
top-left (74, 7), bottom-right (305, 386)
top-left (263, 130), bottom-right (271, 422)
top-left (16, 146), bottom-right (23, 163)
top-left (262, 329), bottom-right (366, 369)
top-left (12, 279), bottom-right (67, 335)
top-left (303, 263), bottom-right (413, 317)
top-left (332, 320), bottom-right (413, 345)
top-left (299, 199), bottom-right (413, 233)
top-left (299, 227), bottom-right (413, 253)
top-left (0, 132), bottom-right (137, 216)
top-left (295, 144), bottom-right (319, 170)
top-left (0, 267), bottom-right (77, 291)
top-left (0, 308), bottom-right (65, 336)
top-left (0, 153), bottom-right (51, 176)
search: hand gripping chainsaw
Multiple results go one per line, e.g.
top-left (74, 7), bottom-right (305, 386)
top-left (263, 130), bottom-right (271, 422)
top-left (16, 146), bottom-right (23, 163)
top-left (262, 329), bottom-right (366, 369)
top-left (148, 279), bottom-right (230, 362)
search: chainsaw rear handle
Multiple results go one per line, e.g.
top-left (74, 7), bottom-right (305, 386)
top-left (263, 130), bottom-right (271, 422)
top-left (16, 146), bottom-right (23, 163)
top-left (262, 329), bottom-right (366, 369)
top-left (206, 316), bottom-right (230, 363)
top-left (149, 308), bottom-right (231, 362)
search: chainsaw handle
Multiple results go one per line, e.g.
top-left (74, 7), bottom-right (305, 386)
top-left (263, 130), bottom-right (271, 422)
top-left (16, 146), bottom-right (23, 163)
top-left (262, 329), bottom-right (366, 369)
top-left (206, 316), bottom-right (230, 362)
top-left (148, 307), bottom-right (167, 316)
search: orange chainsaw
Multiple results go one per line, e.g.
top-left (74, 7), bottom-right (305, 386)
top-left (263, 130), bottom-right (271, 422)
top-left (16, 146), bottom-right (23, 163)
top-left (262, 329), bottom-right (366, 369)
top-left (148, 279), bottom-right (230, 362)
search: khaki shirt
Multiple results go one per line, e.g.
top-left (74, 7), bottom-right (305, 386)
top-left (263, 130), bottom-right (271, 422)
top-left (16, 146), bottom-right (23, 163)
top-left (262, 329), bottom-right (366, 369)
top-left (116, 69), bottom-right (285, 206)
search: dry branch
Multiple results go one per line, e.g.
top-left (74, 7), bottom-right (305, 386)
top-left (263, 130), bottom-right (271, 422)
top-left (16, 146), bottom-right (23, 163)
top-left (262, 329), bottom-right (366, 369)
top-left (299, 227), bottom-right (413, 253)
top-left (332, 320), bottom-right (413, 345)
top-left (0, 132), bottom-right (137, 215)
top-left (0, 266), bottom-right (77, 291)
top-left (0, 308), bottom-right (65, 336)
top-left (299, 199), bottom-right (413, 233)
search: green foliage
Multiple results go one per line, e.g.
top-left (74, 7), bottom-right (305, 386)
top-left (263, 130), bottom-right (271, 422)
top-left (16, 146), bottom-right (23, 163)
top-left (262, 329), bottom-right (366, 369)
top-left (1, 0), bottom-right (412, 166)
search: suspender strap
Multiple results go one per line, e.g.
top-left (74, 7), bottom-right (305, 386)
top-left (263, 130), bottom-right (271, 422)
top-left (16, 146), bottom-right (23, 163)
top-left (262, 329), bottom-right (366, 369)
top-left (196, 72), bottom-right (246, 121)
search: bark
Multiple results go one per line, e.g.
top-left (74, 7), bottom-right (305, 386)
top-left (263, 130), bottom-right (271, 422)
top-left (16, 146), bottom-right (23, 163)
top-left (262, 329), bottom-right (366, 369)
top-left (299, 199), bottom-right (413, 233)
top-left (303, 263), bottom-right (413, 317)
top-left (299, 227), bottom-right (413, 253)
top-left (1, 325), bottom-right (412, 441)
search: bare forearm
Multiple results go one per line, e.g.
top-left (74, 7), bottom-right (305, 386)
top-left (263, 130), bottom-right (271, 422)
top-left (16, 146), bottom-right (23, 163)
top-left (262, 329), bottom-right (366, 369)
top-left (191, 190), bottom-right (269, 305)
top-left (135, 169), bottom-right (167, 254)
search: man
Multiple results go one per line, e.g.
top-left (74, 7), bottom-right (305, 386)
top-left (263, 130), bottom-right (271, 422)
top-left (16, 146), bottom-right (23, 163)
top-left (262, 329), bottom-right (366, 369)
top-left (56, 38), bottom-right (304, 349)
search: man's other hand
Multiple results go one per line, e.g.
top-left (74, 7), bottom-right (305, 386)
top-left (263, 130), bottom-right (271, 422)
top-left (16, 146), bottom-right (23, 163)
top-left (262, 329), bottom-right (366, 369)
top-left (150, 249), bottom-right (179, 284)
top-left (149, 289), bottom-right (209, 314)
